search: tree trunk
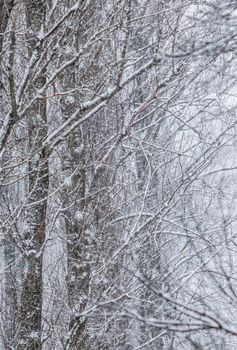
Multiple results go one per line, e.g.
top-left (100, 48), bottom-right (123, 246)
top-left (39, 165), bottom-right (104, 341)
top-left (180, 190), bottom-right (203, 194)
top-left (18, 1), bottom-right (48, 348)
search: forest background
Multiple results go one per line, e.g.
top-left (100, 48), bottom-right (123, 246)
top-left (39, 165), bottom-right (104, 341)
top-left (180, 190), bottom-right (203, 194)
top-left (1, 1), bottom-right (237, 349)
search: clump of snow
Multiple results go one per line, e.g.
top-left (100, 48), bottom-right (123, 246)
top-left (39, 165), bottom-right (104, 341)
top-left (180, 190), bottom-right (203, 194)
top-left (74, 144), bottom-right (84, 155)
top-left (64, 176), bottom-right (72, 187)
top-left (29, 331), bottom-right (40, 339)
top-left (37, 31), bottom-right (45, 41)
top-left (75, 210), bottom-right (84, 221)
top-left (66, 95), bottom-right (76, 104)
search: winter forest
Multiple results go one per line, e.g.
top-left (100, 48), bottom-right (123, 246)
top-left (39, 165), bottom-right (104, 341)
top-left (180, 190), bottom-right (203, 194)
top-left (2, 0), bottom-right (237, 349)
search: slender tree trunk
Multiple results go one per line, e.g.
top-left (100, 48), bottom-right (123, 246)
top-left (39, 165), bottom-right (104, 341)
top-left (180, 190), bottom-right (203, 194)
top-left (0, 2), bottom-right (19, 348)
top-left (59, 26), bottom-right (88, 349)
top-left (18, 1), bottom-right (48, 348)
